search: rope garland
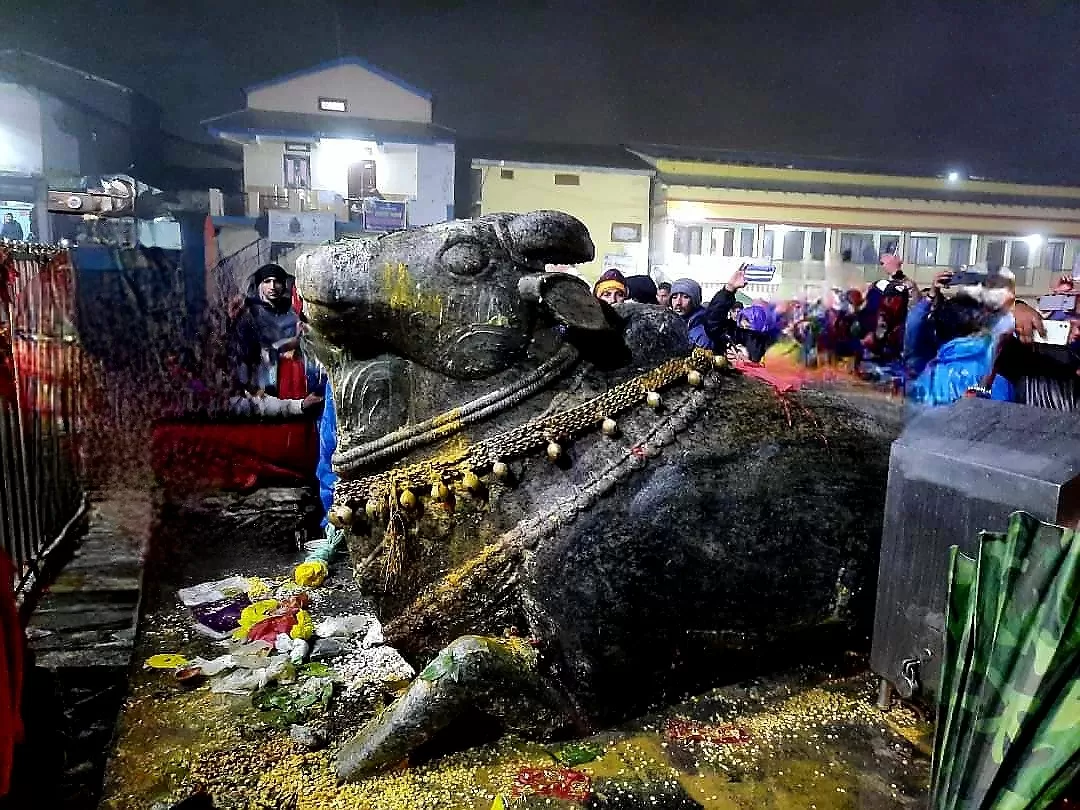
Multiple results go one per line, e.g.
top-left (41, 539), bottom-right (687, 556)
top-left (333, 345), bottom-right (580, 472)
top-left (330, 347), bottom-right (723, 518)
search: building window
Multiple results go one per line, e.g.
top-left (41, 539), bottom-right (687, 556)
top-left (762, 230), bottom-right (775, 259)
top-left (909, 236), bottom-right (938, 265)
top-left (986, 239), bottom-right (1006, 268)
top-left (739, 228), bottom-right (755, 257)
top-left (949, 237), bottom-right (971, 268)
top-left (283, 154), bottom-right (311, 189)
top-left (554, 173), bottom-right (580, 186)
top-left (840, 232), bottom-right (878, 263)
top-left (674, 225), bottom-right (702, 255)
top-left (782, 230), bottom-right (805, 261)
top-left (1043, 240), bottom-right (1065, 271)
top-left (611, 223), bottom-right (642, 243)
top-left (500, 169), bottom-right (515, 180)
top-left (318, 97), bottom-right (348, 112)
top-left (1009, 240), bottom-right (1031, 268)
top-left (809, 230), bottom-right (826, 261)
top-left (710, 227), bottom-right (735, 256)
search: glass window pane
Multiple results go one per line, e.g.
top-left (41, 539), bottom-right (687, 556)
top-left (809, 230), bottom-right (826, 261)
top-left (690, 227), bottom-right (702, 255)
top-left (1044, 242), bottom-right (1065, 271)
top-left (762, 231), bottom-right (775, 258)
top-left (1010, 240), bottom-right (1030, 268)
top-left (949, 237), bottom-right (971, 268)
top-left (986, 239), bottom-right (1006, 267)
top-left (782, 230), bottom-right (805, 261)
top-left (910, 236), bottom-right (938, 265)
top-left (723, 229), bottom-right (735, 257)
top-left (841, 232), bottom-right (878, 263)
top-left (739, 228), bottom-right (755, 257)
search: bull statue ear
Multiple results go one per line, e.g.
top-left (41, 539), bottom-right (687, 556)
top-left (519, 272), bottom-right (630, 368)
top-left (519, 272), bottom-right (616, 331)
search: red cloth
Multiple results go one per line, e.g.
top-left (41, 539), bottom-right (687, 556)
top-left (277, 354), bottom-right (307, 400)
top-left (246, 613), bottom-right (298, 644)
top-left (0, 552), bottom-right (24, 797)
top-left (151, 420), bottom-right (318, 491)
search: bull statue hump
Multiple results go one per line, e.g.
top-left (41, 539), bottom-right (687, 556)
top-left (295, 211), bottom-right (891, 783)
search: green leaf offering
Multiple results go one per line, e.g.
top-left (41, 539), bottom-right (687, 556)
top-left (554, 741), bottom-right (603, 766)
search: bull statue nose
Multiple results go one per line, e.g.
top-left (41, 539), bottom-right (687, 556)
top-left (503, 210), bottom-right (595, 269)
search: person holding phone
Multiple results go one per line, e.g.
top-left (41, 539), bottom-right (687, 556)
top-left (702, 264), bottom-right (751, 355)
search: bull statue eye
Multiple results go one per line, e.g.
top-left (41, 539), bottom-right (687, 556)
top-left (439, 240), bottom-right (489, 276)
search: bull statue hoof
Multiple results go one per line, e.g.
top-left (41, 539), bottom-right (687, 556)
top-left (297, 211), bottom-right (892, 775)
top-left (337, 635), bottom-right (571, 783)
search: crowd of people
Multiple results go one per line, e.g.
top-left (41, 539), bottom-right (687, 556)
top-left (592, 258), bottom-right (1080, 411)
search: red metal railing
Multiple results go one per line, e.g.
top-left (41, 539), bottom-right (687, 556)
top-left (0, 245), bottom-right (89, 597)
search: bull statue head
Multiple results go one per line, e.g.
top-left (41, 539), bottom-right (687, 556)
top-left (296, 211), bottom-right (638, 460)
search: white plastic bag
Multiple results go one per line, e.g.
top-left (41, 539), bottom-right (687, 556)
top-left (315, 614), bottom-right (372, 638)
top-left (178, 576), bottom-right (250, 608)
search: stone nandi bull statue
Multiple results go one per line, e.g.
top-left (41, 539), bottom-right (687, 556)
top-left (295, 211), bottom-right (891, 781)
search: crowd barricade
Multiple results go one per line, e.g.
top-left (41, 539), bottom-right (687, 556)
top-left (0, 245), bottom-right (89, 599)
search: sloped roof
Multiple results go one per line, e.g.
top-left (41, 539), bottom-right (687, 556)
top-left (244, 56), bottom-right (432, 101)
top-left (204, 108), bottom-right (454, 144)
top-left (0, 50), bottom-right (134, 94)
top-left (464, 139), bottom-right (653, 173)
top-left (632, 142), bottom-right (1080, 194)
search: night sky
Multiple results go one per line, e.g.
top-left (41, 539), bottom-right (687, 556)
top-left (4, 0), bottom-right (1080, 180)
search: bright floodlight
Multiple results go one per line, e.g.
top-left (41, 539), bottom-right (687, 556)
top-left (947, 171), bottom-right (961, 183)
top-left (1024, 234), bottom-right (1043, 247)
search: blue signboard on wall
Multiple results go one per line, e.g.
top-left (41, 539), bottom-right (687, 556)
top-left (362, 200), bottom-right (407, 232)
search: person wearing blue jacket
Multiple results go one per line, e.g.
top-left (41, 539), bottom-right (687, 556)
top-left (670, 278), bottom-right (712, 349)
top-left (904, 272), bottom-right (1014, 406)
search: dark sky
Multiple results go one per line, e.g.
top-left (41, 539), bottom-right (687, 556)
top-left (4, 0), bottom-right (1080, 179)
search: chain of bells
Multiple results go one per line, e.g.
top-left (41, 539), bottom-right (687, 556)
top-left (328, 347), bottom-right (728, 529)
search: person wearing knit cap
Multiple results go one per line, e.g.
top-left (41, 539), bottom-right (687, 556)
top-left (593, 269), bottom-right (628, 305)
top-left (625, 275), bottom-right (659, 305)
top-left (670, 278), bottom-right (712, 349)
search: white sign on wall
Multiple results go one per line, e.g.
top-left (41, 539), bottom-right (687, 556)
top-left (267, 210), bottom-right (335, 244)
top-left (602, 252), bottom-right (639, 275)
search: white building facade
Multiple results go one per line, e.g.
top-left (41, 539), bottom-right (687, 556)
top-left (206, 57), bottom-right (455, 232)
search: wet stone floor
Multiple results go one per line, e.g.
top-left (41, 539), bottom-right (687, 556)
top-left (100, 488), bottom-right (929, 810)
top-left (104, 648), bottom-right (929, 810)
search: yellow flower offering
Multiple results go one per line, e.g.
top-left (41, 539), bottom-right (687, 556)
top-left (293, 560), bottom-right (328, 588)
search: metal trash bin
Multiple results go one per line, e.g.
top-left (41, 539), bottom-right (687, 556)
top-left (870, 398), bottom-right (1080, 702)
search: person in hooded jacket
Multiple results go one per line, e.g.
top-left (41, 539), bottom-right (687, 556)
top-left (669, 278), bottom-right (712, 349)
top-left (227, 263), bottom-right (324, 417)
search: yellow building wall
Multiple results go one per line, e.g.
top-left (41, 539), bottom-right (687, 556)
top-left (665, 188), bottom-right (1080, 238)
top-left (477, 164), bottom-right (652, 282)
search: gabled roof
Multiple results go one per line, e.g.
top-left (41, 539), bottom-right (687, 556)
top-left (463, 139), bottom-right (653, 173)
top-left (204, 108), bottom-right (454, 145)
top-left (244, 56), bottom-right (432, 101)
